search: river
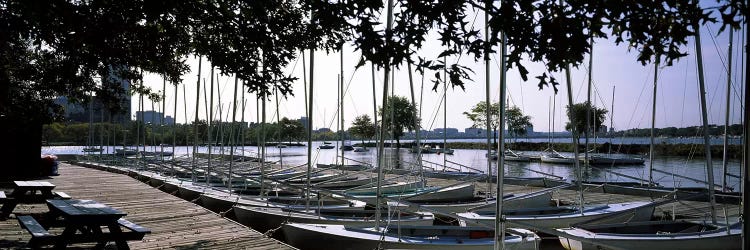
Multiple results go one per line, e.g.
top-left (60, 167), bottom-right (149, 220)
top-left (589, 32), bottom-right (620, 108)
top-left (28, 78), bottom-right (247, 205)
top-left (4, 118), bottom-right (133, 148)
top-left (44, 141), bottom-right (741, 190)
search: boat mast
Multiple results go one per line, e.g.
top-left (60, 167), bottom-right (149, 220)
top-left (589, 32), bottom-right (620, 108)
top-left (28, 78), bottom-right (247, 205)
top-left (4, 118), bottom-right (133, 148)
top-left (371, 63), bottom-right (378, 152)
top-left (443, 54), bottom-right (448, 168)
top-left (741, 10), bottom-right (748, 248)
top-left (407, 58), bottom-right (425, 186)
top-left (161, 78), bottom-right (166, 162)
top-left (494, 29), bottom-right (508, 250)
top-left (566, 64), bottom-right (585, 215)
top-left (305, 48), bottom-right (315, 210)
top-left (484, 1), bottom-right (493, 198)
top-left (694, 21), bottom-right (717, 224)
top-left (585, 33), bottom-right (593, 170)
top-left (723, 29), bottom-right (734, 191)
top-left (336, 74), bottom-right (340, 166)
top-left (192, 57), bottom-right (202, 182)
top-left (172, 75), bottom-right (177, 160)
top-left (340, 45), bottom-right (345, 164)
top-left (275, 87), bottom-right (282, 168)
top-left (649, 61), bottom-right (658, 187)
top-left (609, 86), bottom-right (614, 154)
top-left (260, 92), bottom-right (267, 198)
top-left (229, 76), bottom-right (239, 194)
top-left (375, 0), bottom-right (395, 229)
top-left (207, 67), bottom-right (215, 186)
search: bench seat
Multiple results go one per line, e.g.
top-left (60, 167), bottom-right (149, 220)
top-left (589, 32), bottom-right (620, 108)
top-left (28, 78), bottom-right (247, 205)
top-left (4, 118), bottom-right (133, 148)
top-left (17, 215), bottom-right (56, 247)
top-left (53, 191), bottom-right (71, 199)
top-left (118, 218), bottom-right (151, 235)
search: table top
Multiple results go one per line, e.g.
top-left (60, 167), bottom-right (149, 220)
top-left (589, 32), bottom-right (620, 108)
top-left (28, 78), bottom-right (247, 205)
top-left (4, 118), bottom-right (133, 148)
top-left (14, 181), bottom-right (55, 188)
top-left (47, 199), bottom-right (126, 218)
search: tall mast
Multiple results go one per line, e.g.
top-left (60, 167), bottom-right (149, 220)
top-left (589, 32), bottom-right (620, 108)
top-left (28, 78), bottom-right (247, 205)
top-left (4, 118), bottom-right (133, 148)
top-left (443, 55), bottom-right (448, 168)
top-left (585, 34), bottom-right (593, 170)
top-left (694, 21), bottom-right (717, 224)
top-left (566, 64), bottom-right (585, 215)
top-left (336, 75), bottom-right (340, 166)
top-left (375, 0), bottom-right (395, 229)
top-left (305, 48), bottom-right (315, 210)
top-left (484, 0), bottom-right (493, 198)
top-left (609, 86), bottom-right (614, 154)
top-left (649, 61), bottom-right (658, 187)
top-left (260, 93), bottom-right (267, 198)
top-left (494, 30), bottom-right (508, 250)
top-left (229, 76), bottom-right (239, 194)
top-left (275, 87), bottom-right (282, 168)
top-left (161, 78), bottom-right (166, 162)
top-left (173, 75), bottom-right (177, 159)
top-left (340, 45), bottom-right (345, 165)
top-left (722, 29), bottom-right (734, 191)
top-left (207, 67), bottom-right (215, 186)
top-left (740, 11), bottom-right (748, 248)
top-left (192, 57), bottom-right (202, 182)
top-left (407, 56), bottom-right (425, 188)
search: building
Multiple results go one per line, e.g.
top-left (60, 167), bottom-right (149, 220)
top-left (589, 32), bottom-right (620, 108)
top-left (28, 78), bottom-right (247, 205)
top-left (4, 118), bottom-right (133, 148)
top-left (53, 65), bottom-right (132, 124)
top-left (464, 127), bottom-right (487, 137)
top-left (299, 116), bottom-right (309, 130)
top-left (433, 128), bottom-right (459, 136)
top-left (136, 111), bottom-right (162, 124)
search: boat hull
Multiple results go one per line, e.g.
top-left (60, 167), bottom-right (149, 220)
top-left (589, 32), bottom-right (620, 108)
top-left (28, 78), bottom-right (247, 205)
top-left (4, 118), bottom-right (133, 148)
top-left (234, 206), bottom-right (434, 234)
top-left (557, 221), bottom-right (741, 250)
top-left (282, 224), bottom-right (540, 250)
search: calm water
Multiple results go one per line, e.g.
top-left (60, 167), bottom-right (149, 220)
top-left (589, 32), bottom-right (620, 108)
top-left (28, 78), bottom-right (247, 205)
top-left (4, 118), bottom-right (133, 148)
top-left (45, 141), bottom-right (742, 190)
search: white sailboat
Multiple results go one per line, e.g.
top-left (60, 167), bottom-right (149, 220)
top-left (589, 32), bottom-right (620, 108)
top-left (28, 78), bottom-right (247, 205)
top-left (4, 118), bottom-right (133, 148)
top-left (278, 7), bottom-right (541, 248)
top-left (555, 26), bottom-right (742, 250)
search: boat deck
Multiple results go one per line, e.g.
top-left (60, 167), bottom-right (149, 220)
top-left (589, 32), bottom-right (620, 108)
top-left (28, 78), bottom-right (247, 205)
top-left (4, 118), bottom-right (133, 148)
top-left (0, 163), bottom-right (295, 250)
top-left (423, 176), bottom-right (741, 221)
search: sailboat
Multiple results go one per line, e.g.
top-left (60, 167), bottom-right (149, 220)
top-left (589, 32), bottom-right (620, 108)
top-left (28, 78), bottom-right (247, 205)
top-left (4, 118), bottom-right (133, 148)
top-left (458, 38), bottom-right (658, 233)
top-left (279, 8), bottom-right (542, 248)
top-left (540, 149), bottom-right (578, 164)
top-left (555, 26), bottom-right (742, 250)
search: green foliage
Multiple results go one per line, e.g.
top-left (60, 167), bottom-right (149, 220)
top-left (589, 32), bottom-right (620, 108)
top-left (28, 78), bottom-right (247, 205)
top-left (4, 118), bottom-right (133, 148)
top-left (565, 101), bottom-right (608, 135)
top-left (379, 96), bottom-right (419, 143)
top-left (506, 106), bottom-right (532, 138)
top-left (463, 101), bottom-right (501, 130)
top-left (279, 117), bottom-right (305, 143)
top-left (349, 115), bottom-right (376, 143)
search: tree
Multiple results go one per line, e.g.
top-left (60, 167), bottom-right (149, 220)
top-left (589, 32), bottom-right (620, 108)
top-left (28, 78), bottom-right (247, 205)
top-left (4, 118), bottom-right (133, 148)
top-left (280, 117), bottom-right (305, 143)
top-left (565, 101), bottom-right (608, 136)
top-left (379, 96), bottom-right (419, 149)
top-left (463, 101), bottom-right (500, 145)
top-left (506, 106), bottom-right (532, 142)
top-left (2, 0), bottom-right (745, 179)
top-left (349, 115), bottom-right (376, 148)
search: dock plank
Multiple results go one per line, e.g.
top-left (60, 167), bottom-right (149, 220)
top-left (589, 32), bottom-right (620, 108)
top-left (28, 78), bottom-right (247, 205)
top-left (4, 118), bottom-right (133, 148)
top-left (0, 163), bottom-right (295, 250)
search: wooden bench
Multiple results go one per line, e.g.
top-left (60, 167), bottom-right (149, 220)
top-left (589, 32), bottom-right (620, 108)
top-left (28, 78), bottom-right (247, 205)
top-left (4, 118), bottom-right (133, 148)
top-left (53, 191), bottom-right (71, 200)
top-left (17, 215), bottom-right (56, 247)
top-left (117, 218), bottom-right (151, 240)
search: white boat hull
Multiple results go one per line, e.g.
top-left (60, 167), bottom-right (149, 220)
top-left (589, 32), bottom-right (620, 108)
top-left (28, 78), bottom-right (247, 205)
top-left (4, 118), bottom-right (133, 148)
top-left (458, 202), bottom-right (654, 229)
top-left (282, 223), bottom-right (540, 250)
top-left (557, 221), bottom-right (741, 250)
top-left (234, 206), bottom-right (434, 233)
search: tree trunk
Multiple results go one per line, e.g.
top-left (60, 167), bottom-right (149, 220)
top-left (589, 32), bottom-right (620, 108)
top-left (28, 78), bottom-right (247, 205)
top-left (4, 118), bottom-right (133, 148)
top-left (396, 137), bottom-right (401, 149)
top-left (0, 116), bottom-right (45, 180)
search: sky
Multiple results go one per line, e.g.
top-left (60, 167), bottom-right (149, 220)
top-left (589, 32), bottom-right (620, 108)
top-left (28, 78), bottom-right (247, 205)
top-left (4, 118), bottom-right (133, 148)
top-left (136, 8), bottom-right (746, 133)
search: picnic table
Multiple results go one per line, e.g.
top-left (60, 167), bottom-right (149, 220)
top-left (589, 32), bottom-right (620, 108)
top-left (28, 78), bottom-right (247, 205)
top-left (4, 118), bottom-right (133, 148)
top-left (16, 199), bottom-right (150, 249)
top-left (0, 181), bottom-right (70, 217)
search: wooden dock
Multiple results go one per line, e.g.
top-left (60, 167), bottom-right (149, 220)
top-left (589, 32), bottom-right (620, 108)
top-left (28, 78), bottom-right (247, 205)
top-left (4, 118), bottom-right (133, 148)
top-left (0, 163), bottom-right (295, 250)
